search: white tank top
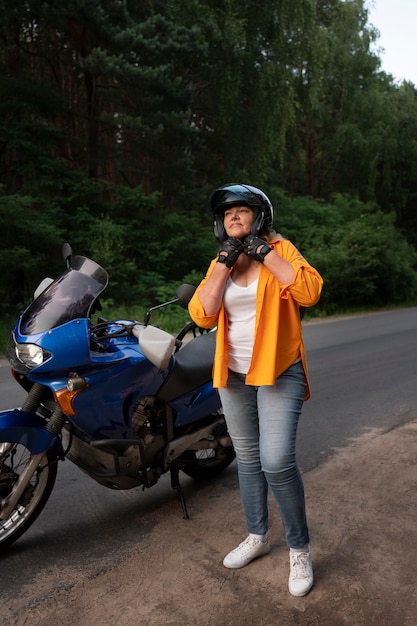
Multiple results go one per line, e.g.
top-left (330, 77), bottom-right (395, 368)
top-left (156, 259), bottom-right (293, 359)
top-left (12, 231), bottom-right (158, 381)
top-left (223, 277), bottom-right (258, 374)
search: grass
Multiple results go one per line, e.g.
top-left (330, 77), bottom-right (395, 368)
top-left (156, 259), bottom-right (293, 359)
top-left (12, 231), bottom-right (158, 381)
top-left (2, 299), bottom-right (416, 358)
top-left (0, 302), bottom-right (195, 357)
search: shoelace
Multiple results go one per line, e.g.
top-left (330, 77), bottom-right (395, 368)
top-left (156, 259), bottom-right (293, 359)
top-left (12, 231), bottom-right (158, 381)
top-left (290, 552), bottom-right (311, 579)
top-left (232, 536), bottom-right (263, 555)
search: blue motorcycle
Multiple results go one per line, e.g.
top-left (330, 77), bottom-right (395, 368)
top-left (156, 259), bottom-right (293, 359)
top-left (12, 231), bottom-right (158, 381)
top-left (0, 245), bottom-right (234, 550)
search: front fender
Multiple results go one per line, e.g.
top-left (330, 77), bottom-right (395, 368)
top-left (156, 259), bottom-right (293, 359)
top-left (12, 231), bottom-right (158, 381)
top-left (0, 409), bottom-right (64, 459)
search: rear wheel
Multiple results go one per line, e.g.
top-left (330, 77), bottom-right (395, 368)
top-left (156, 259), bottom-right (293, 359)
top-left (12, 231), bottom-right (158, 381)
top-left (180, 446), bottom-right (235, 480)
top-left (179, 421), bottom-right (235, 481)
top-left (0, 442), bottom-right (57, 551)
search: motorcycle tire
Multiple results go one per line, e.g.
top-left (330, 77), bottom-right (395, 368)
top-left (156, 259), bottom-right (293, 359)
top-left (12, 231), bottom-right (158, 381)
top-left (0, 444), bottom-right (57, 551)
top-left (180, 446), bottom-right (235, 481)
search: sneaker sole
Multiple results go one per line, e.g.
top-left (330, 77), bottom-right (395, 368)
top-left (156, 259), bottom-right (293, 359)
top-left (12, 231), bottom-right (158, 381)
top-left (223, 542), bottom-right (271, 569)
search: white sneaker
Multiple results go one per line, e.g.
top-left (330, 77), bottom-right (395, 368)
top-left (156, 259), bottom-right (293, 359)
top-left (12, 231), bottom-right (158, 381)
top-left (288, 551), bottom-right (314, 596)
top-left (223, 535), bottom-right (271, 569)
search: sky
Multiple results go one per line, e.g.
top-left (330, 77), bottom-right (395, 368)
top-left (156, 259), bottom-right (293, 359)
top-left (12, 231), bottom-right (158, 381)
top-left (366, 0), bottom-right (417, 85)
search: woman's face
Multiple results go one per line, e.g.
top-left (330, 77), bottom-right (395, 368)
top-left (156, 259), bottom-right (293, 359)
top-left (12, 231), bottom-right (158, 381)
top-left (223, 205), bottom-right (254, 239)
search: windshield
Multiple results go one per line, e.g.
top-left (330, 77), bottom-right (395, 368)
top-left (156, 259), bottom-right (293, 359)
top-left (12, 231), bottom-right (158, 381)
top-left (20, 256), bottom-right (109, 335)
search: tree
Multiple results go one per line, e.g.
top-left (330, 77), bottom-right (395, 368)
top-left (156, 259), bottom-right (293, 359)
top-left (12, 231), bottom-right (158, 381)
top-left (281, 0), bottom-right (389, 199)
top-left (190, 0), bottom-right (317, 188)
top-left (275, 191), bottom-right (417, 312)
top-left (0, 0), bottom-right (208, 198)
top-left (373, 82), bottom-right (417, 247)
top-left (0, 0), bottom-right (416, 313)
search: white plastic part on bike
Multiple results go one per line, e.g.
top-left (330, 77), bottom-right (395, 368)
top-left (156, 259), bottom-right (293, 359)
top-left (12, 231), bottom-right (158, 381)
top-left (33, 277), bottom-right (54, 300)
top-left (132, 324), bottom-right (176, 370)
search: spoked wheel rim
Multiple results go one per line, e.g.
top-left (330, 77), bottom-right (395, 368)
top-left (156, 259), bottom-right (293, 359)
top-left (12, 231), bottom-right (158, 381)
top-left (0, 442), bottom-right (57, 550)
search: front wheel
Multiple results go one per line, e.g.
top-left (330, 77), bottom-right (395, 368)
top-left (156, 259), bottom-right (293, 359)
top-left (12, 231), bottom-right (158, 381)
top-left (0, 443), bottom-right (57, 551)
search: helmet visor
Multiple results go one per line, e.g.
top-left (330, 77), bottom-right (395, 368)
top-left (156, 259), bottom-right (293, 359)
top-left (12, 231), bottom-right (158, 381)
top-left (208, 185), bottom-right (263, 217)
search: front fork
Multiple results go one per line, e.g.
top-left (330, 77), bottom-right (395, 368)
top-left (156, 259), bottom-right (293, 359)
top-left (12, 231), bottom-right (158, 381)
top-left (21, 382), bottom-right (45, 412)
top-left (0, 452), bottom-right (46, 519)
top-left (0, 382), bottom-right (65, 520)
top-left (22, 382), bottom-right (67, 435)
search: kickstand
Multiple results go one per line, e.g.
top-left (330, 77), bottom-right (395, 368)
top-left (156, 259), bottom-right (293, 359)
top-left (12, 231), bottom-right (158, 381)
top-left (170, 463), bottom-right (190, 519)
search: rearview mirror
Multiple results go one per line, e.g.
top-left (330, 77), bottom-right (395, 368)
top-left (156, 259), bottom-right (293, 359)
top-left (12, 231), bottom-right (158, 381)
top-left (176, 284), bottom-right (196, 309)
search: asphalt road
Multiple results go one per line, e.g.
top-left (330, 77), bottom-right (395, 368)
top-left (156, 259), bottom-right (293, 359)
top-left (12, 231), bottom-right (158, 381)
top-left (299, 306), bottom-right (417, 469)
top-left (0, 307), bottom-right (416, 596)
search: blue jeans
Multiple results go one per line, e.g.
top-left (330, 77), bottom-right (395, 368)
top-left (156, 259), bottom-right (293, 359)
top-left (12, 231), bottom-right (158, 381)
top-left (218, 361), bottom-right (309, 549)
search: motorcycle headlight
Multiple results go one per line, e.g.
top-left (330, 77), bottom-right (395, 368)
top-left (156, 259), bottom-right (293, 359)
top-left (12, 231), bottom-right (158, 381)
top-left (6, 334), bottom-right (52, 373)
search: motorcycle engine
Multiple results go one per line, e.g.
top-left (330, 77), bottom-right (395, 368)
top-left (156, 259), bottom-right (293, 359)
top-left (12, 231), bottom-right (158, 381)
top-left (131, 396), bottom-right (164, 449)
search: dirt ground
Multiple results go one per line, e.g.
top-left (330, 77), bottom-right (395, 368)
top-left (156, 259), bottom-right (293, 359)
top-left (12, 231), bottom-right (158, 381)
top-left (4, 418), bottom-right (417, 626)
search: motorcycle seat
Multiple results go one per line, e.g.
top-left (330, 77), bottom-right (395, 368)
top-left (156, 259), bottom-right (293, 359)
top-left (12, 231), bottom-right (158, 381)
top-left (157, 331), bottom-right (216, 402)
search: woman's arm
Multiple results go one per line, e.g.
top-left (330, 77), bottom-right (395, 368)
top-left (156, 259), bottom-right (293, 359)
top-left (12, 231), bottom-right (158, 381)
top-left (188, 259), bottom-right (227, 328)
top-left (193, 262), bottom-right (230, 316)
top-left (276, 240), bottom-right (323, 306)
top-left (262, 248), bottom-right (295, 285)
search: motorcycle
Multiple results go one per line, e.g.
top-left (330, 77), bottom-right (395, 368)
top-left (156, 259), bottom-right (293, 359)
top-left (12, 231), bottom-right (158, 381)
top-left (0, 244), bottom-right (235, 550)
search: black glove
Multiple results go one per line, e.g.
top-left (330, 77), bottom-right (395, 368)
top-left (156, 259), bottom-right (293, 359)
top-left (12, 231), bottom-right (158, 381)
top-left (217, 238), bottom-right (243, 268)
top-left (243, 235), bottom-right (273, 263)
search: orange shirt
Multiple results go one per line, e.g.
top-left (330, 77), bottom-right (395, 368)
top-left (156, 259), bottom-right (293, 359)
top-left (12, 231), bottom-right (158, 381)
top-left (188, 238), bottom-right (323, 399)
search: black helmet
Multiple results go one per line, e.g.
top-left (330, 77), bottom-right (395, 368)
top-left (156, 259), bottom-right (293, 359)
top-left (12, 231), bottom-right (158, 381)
top-left (206, 183), bottom-right (274, 242)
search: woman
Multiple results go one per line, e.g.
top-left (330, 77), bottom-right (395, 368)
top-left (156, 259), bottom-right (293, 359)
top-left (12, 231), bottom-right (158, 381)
top-left (188, 183), bottom-right (323, 597)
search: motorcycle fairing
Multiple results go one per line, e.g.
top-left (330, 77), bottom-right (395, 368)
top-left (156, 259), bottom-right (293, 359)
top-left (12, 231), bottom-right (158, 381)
top-left (8, 255), bottom-right (109, 374)
top-left (0, 409), bottom-right (64, 458)
top-left (69, 358), bottom-right (167, 439)
top-left (11, 319), bottom-right (91, 373)
top-left (169, 381), bottom-right (221, 427)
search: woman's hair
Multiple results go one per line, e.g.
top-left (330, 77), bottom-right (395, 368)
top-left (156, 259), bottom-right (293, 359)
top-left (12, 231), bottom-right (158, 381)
top-left (263, 227), bottom-right (283, 240)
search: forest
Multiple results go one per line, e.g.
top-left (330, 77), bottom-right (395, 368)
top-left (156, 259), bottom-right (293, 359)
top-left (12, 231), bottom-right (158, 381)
top-left (1, 0), bottom-right (417, 318)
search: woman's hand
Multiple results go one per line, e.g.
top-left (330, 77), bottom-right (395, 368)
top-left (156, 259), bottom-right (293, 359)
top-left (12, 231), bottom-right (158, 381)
top-left (243, 235), bottom-right (272, 263)
top-left (217, 238), bottom-right (244, 268)
top-left (244, 236), bottom-right (296, 284)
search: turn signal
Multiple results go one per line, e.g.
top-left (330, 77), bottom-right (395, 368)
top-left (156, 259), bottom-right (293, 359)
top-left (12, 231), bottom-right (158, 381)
top-left (54, 387), bottom-right (87, 416)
